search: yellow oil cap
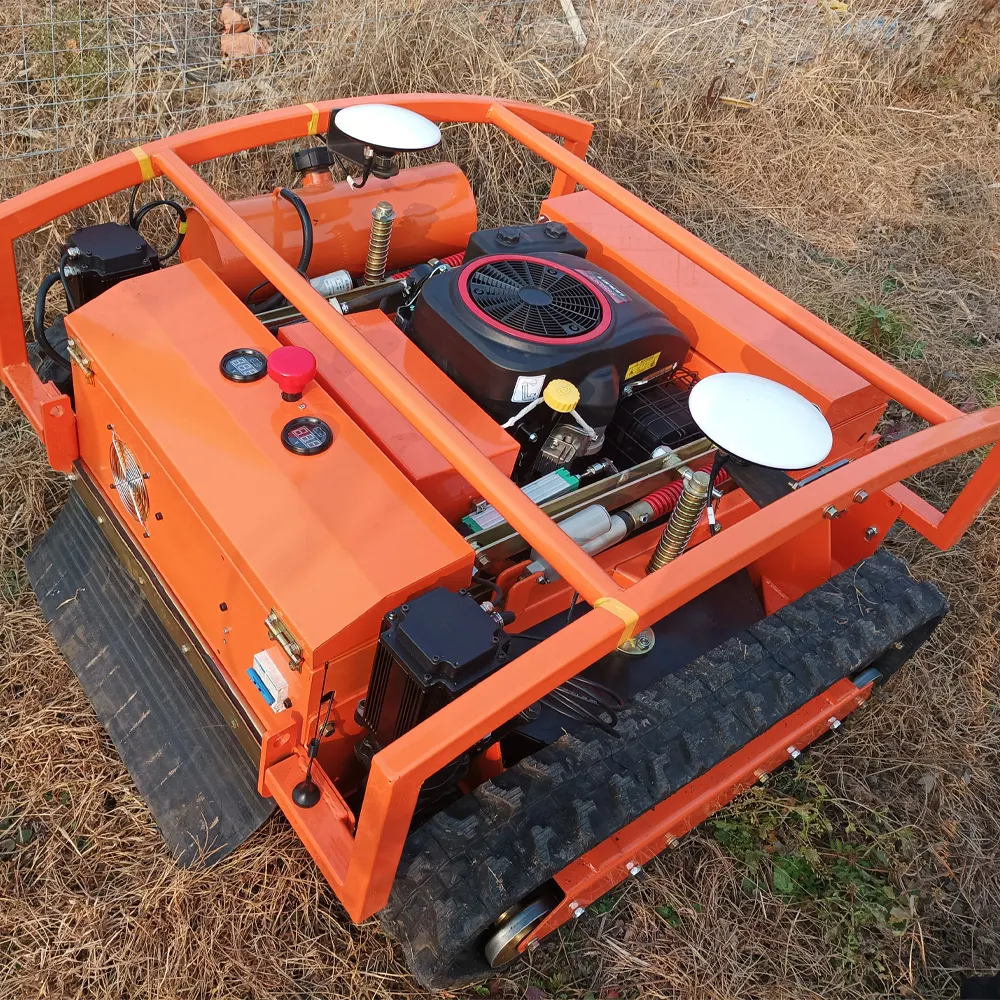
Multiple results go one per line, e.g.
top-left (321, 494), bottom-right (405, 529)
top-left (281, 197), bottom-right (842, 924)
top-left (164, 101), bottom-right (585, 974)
top-left (542, 379), bottom-right (580, 413)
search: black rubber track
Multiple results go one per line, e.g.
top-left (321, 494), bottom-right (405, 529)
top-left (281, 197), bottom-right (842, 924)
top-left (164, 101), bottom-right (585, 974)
top-left (381, 550), bottom-right (947, 989)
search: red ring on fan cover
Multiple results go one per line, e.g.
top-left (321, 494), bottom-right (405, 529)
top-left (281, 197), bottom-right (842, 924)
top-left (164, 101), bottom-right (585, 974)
top-left (457, 253), bottom-right (613, 344)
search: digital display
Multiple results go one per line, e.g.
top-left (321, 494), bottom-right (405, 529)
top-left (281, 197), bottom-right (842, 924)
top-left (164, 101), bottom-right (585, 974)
top-left (220, 348), bottom-right (268, 383)
top-left (281, 416), bottom-right (333, 456)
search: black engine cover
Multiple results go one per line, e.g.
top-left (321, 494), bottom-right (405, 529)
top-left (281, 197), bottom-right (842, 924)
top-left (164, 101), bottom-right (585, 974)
top-left (407, 251), bottom-right (689, 427)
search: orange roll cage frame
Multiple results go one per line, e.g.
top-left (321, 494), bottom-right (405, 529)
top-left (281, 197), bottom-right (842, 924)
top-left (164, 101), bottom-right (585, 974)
top-left (3, 94), bottom-right (999, 922)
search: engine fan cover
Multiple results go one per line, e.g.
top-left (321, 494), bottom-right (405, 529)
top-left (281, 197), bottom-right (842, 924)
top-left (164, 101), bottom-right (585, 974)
top-left (408, 251), bottom-right (689, 426)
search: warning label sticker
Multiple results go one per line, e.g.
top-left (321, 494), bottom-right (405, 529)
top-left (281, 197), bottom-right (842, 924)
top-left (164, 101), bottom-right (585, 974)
top-left (511, 374), bottom-right (546, 403)
top-left (624, 352), bottom-right (661, 381)
top-left (588, 271), bottom-right (631, 304)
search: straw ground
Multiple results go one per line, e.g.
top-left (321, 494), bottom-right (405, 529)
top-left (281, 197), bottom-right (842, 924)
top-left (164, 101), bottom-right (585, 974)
top-left (2, 2), bottom-right (999, 997)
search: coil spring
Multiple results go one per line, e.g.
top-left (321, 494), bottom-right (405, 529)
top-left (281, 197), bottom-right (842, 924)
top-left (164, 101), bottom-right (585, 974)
top-left (646, 470), bottom-right (711, 573)
top-left (364, 201), bottom-right (395, 284)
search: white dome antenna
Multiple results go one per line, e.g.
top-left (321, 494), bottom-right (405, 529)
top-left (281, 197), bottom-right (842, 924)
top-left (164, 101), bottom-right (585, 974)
top-left (327, 104), bottom-right (441, 188)
top-left (688, 372), bottom-right (833, 471)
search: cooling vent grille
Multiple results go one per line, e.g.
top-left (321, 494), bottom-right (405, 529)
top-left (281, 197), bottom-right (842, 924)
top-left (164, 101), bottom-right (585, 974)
top-left (466, 257), bottom-right (604, 338)
top-left (109, 433), bottom-right (149, 527)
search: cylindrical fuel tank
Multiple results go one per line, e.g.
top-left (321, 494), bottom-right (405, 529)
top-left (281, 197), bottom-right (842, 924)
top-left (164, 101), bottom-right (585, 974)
top-left (180, 162), bottom-right (477, 299)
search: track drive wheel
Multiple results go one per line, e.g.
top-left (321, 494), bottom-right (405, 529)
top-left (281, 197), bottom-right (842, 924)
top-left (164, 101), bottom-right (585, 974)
top-left (483, 889), bottom-right (560, 969)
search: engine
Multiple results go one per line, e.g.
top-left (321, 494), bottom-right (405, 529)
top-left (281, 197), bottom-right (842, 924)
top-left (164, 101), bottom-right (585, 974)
top-left (407, 237), bottom-right (690, 482)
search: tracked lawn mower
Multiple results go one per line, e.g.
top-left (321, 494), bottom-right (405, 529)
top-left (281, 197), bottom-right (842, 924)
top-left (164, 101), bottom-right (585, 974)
top-left (4, 95), bottom-right (999, 988)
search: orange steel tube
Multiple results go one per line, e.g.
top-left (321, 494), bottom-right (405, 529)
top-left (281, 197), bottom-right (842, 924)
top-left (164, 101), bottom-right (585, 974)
top-left (341, 402), bottom-right (1000, 919)
top-left (152, 147), bottom-right (620, 606)
top-left (485, 102), bottom-right (963, 427)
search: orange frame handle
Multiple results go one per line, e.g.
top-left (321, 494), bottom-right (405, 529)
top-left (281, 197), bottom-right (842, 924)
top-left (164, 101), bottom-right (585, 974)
top-left (2, 93), bottom-right (999, 920)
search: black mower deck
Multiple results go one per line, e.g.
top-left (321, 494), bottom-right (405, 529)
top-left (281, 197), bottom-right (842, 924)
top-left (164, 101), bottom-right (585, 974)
top-left (383, 550), bottom-right (948, 988)
top-left (27, 489), bottom-right (274, 866)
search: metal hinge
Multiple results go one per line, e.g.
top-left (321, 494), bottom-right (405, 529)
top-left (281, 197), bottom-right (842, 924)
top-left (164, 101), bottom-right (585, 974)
top-left (265, 609), bottom-right (303, 670)
top-left (66, 338), bottom-right (93, 381)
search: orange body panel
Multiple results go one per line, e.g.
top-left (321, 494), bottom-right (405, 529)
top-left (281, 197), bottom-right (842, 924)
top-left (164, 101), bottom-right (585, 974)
top-left (180, 162), bottom-right (477, 298)
top-left (279, 312), bottom-right (519, 523)
top-left (65, 259), bottom-right (473, 732)
top-left (542, 190), bottom-right (887, 432)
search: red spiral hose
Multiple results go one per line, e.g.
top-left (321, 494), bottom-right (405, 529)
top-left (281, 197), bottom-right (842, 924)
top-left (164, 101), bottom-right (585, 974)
top-left (391, 251), bottom-right (465, 280)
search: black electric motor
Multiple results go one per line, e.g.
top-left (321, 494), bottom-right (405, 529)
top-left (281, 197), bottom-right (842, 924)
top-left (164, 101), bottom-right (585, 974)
top-left (63, 222), bottom-right (160, 306)
top-left (357, 588), bottom-right (511, 751)
top-left (30, 223), bottom-right (160, 397)
top-left (355, 587), bottom-right (525, 812)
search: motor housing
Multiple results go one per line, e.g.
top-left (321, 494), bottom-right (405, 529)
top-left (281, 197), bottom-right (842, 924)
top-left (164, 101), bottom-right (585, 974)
top-left (357, 587), bottom-right (510, 751)
top-left (64, 222), bottom-right (159, 306)
top-left (406, 251), bottom-right (690, 434)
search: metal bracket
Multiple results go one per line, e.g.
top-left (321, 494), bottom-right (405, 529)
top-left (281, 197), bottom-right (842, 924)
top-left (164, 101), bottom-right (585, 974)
top-left (266, 609), bottom-right (304, 670)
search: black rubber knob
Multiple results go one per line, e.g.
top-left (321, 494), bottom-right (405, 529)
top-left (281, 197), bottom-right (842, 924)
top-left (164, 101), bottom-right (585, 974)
top-left (544, 221), bottom-right (568, 240)
top-left (497, 226), bottom-right (522, 246)
top-left (292, 145), bottom-right (333, 173)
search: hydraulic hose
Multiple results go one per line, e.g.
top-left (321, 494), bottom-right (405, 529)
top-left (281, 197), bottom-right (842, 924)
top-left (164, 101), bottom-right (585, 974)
top-left (33, 270), bottom-right (71, 370)
top-left (247, 188), bottom-right (314, 313)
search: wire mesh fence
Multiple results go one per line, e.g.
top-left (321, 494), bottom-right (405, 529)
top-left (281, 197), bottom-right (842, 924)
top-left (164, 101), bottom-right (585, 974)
top-left (0, 1), bottom-right (570, 188)
top-left (0, 0), bottom-right (986, 199)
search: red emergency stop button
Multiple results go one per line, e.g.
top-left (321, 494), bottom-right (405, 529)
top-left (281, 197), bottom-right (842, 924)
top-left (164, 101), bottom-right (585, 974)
top-left (268, 345), bottom-right (317, 402)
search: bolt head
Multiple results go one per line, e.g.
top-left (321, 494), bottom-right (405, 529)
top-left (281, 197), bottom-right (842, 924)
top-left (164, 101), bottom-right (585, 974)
top-left (823, 505), bottom-right (842, 520)
top-left (865, 526), bottom-right (879, 540)
top-left (626, 860), bottom-right (643, 877)
top-left (854, 489), bottom-right (869, 503)
top-left (569, 900), bottom-right (585, 919)
top-left (829, 717), bottom-right (842, 730)
top-left (788, 747), bottom-right (801, 759)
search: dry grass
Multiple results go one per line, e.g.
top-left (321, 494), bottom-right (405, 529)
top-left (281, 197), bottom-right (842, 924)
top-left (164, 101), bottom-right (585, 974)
top-left (2, 2), bottom-right (1000, 998)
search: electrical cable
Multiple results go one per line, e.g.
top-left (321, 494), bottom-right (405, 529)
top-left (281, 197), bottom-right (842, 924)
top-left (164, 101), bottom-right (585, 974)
top-left (540, 677), bottom-right (623, 737)
top-left (57, 251), bottom-right (77, 312)
top-left (508, 628), bottom-right (624, 735)
top-left (246, 188), bottom-right (314, 313)
top-left (128, 182), bottom-right (189, 259)
top-left (706, 451), bottom-right (728, 535)
top-left (473, 577), bottom-right (505, 606)
top-left (32, 271), bottom-right (71, 370)
top-left (294, 661), bottom-right (334, 806)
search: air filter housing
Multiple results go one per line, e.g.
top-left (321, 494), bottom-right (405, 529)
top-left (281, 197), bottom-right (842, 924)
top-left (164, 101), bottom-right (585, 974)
top-left (407, 251), bottom-right (689, 428)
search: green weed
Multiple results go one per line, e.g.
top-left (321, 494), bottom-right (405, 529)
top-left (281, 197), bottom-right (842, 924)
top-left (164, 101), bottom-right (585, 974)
top-left (845, 298), bottom-right (924, 361)
top-left (711, 765), bottom-right (916, 975)
top-left (973, 370), bottom-right (1000, 407)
